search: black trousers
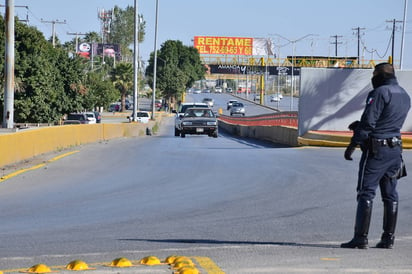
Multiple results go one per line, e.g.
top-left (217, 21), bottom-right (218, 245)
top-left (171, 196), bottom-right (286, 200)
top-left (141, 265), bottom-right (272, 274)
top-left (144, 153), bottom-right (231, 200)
top-left (357, 144), bottom-right (402, 202)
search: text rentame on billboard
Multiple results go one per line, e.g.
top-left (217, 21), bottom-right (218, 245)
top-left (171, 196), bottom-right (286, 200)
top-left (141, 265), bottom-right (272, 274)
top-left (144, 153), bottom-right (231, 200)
top-left (194, 36), bottom-right (253, 55)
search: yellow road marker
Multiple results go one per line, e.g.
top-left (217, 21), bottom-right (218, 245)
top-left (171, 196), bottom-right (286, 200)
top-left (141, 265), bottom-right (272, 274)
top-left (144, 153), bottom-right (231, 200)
top-left (0, 151), bottom-right (79, 183)
top-left (192, 256), bottom-right (225, 273)
top-left (320, 257), bottom-right (340, 261)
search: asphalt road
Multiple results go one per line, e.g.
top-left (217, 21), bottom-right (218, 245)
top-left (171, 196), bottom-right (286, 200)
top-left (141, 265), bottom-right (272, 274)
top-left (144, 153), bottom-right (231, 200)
top-left (102, 91), bottom-right (297, 123)
top-left (1, 114), bottom-right (412, 273)
top-left (185, 92), bottom-right (298, 115)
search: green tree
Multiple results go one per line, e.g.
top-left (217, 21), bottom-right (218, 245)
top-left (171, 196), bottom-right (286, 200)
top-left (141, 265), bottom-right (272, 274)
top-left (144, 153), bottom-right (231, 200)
top-left (111, 62), bottom-right (133, 112)
top-left (0, 16), bottom-right (90, 123)
top-left (145, 40), bottom-right (206, 102)
top-left (84, 71), bottom-right (119, 110)
top-left (108, 5), bottom-right (146, 61)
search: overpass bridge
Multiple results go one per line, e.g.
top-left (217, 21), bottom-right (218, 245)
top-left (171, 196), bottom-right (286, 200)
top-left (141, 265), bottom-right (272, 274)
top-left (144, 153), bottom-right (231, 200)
top-left (200, 55), bottom-right (384, 80)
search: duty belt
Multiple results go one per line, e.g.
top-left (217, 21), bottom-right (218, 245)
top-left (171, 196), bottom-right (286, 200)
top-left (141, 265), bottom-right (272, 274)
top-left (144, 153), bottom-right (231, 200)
top-left (371, 137), bottom-right (402, 147)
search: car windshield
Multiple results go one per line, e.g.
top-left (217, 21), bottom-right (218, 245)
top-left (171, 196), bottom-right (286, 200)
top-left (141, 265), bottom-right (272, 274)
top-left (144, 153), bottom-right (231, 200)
top-left (232, 103), bottom-right (244, 107)
top-left (179, 104), bottom-right (208, 113)
top-left (184, 109), bottom-right (214, 118)
top-left (136, 112), bottom-right (149, 117)
top-left (68, 114), bottom-right (85, 120)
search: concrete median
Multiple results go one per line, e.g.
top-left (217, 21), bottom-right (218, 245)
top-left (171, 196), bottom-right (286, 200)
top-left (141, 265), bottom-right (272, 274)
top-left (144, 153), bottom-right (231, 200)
top-left (0, 121), bottom-right (158, 168)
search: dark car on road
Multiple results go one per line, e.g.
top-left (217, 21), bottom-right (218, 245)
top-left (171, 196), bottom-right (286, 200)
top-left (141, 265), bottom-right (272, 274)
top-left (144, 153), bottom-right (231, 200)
top-left (179, 107), bottom-right (218, 138)
top-left (173, 102), bottom-right (209, 136)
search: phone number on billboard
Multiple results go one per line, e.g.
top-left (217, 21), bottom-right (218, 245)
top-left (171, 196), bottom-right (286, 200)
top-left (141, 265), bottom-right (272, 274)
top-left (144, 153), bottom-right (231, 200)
top-left (197, 45), bottom-right (252, 55)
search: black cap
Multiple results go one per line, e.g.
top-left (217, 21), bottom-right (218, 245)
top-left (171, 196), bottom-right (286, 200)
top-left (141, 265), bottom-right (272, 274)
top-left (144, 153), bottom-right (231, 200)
top-left (374, 62), bottom-right (395, 78)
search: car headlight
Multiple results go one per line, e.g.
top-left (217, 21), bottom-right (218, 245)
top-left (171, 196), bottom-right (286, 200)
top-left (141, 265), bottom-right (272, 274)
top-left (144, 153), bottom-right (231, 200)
top-left (182, 121), bottom-right (192, 126)
top-left (207, 121), bottom-right (217, 126)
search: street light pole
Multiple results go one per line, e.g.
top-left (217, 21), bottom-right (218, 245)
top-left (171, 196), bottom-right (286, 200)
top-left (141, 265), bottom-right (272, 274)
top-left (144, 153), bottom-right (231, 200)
top-left (132, 0), bottom-right (139, 122)
top-left (151, 0), bottom-right (159, 120)
top-left (271, 33), bottom-right (317, 111)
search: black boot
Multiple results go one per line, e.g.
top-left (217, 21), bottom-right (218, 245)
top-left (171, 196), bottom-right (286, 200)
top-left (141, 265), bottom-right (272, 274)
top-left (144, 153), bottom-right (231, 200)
top-left (376, 201), bottom-right (398, 249)
top-left (341, 199), bottom-right (373, 249)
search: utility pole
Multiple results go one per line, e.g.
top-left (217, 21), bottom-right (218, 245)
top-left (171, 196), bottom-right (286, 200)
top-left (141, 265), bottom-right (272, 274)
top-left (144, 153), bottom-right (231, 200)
top-left (41, 19), bottom-right (66, 48)
top-left (3, 0), bottom-right (15, 128)
top-left (0, 5), bottom-right (28, 23)
top-left (352, 27), bottom-right (365, 65)
top-left (67, 32), bottom-right (87, 53)
top-left (400, 0), bottom-right (408, 69)
top-left (330, 35), bottom-right (343, 57)
top-left (386, 19), bottom-right (403, 65)
top-left (133, 0), bottom-right (140, 122)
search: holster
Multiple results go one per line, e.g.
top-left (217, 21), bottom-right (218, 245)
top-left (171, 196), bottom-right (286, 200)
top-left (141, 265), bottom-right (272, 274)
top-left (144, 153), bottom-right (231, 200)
top-left (369, 138), bottom-right (379, 155)
top-left (397, 157), bottom-right (407, 179)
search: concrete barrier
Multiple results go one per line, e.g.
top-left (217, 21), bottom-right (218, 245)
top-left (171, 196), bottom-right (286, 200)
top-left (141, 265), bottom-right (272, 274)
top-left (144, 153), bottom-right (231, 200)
top-left (0, 121), bottom-right (157, 168)
top-left (218, 119), bottom-right (299, 146)
top-left (219, 119), bottom-right (412, 148)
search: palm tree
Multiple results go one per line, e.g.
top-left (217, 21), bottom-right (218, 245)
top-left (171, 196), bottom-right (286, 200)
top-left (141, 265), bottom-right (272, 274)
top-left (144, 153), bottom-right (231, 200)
top-left (111, 62), bottom-right (133, 112)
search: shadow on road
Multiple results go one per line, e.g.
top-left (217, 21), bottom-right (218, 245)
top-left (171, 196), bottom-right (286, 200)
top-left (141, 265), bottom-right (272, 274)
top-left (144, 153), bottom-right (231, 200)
top-left (118, 238), bottom-right (339, 249)
top-left (218, 130), bottom-right (291, 149)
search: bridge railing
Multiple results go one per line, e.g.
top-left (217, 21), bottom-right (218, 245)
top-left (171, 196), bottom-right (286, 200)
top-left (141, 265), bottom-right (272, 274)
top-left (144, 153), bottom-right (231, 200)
top-left (218, 112), bottom-right (298, 127)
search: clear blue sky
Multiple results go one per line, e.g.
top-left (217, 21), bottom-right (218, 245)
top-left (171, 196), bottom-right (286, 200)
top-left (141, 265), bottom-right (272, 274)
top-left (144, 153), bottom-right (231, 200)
top-left (10, 0), bottom-right (412, 69)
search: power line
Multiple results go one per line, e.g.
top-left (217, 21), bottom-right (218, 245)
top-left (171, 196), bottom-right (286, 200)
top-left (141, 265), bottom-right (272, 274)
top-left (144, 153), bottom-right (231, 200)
top-left (0, 4), bottom-right (29, 23)
top-left (386, 19), bottom-right (403, 65)
top-left (67, 32), bottom-right (87, 53)
top-left (330, 35), bottom-right (343, 57)
top-left (41, 19), bottom-right (66, 48)
top-left (352, 27), bottom-right (365, 64)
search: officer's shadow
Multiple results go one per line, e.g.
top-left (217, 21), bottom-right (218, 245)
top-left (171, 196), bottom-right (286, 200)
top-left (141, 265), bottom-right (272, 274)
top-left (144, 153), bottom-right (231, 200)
top-left (118, 238), bottom-right (339, 248)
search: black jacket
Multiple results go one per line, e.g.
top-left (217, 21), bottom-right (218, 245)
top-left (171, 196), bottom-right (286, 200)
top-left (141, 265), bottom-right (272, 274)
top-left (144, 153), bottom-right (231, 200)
top-left (352, 77), bottom-right (411, 144)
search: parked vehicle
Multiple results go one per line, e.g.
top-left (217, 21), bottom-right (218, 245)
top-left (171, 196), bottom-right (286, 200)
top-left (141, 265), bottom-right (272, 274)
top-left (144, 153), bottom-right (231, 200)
top-left (124, 99), bottom-right (133, 110)
top-left (127, 111), bottom-right (150, 123)
top-left (155, 99), bottom-right (163, 110)
top-left (109, 103), bottom-right (121, 112)
top-left (84, 112), bottom-right (97, 124)
top-left (64, 113), bottom-right (89, 124)
top-left (179, 107), bottom-right (218, 138)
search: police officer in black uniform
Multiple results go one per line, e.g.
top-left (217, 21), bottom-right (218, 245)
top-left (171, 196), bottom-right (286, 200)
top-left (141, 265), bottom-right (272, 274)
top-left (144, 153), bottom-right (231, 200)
top-left (341, 62), bottom-right (410, 249)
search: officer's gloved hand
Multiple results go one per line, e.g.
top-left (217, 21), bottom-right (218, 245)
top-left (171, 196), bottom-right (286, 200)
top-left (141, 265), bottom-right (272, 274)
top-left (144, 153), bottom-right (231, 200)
top-left (344, 143), bottom-right (357, 161)
top-left (348, 120), bottom-right (360, 131)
